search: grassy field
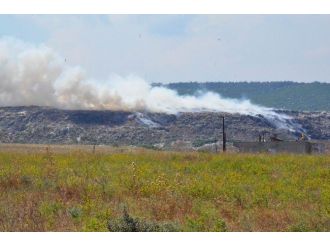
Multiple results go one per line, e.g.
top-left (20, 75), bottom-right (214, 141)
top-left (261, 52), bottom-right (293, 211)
top-left (0, 144), bottom-right (329, 232)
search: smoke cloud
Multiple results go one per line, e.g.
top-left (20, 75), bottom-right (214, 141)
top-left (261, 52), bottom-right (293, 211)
top-left (0, 37), bottom-right (296, 130)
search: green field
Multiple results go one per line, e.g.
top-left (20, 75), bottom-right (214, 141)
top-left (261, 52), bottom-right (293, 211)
top-left (0, 145), bottom-right (329, 231)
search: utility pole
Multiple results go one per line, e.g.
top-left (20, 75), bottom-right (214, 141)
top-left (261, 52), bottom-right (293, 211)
top-left (222, 116), bottom-right (226, 152)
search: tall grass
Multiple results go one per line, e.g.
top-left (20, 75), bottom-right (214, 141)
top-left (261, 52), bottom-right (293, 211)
top-left (0, 148), bottom-right (329, 231)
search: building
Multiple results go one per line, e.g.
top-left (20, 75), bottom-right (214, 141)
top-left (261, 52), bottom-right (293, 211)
top-left (233, 141), bottom-right (325, 154)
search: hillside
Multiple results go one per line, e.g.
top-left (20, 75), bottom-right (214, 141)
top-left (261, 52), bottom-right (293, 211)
top-left (0, 106), bottom-right (329, 148)
top-left (162, 82), bottom-right (330, 111)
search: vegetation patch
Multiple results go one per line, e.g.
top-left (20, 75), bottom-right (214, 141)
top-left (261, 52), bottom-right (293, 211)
top-left (192, 138), bottom-right (218, 147)
top-left (108, 208), bottom-right (179, 232)
top-left (0, 148), bottom-right (329, 231)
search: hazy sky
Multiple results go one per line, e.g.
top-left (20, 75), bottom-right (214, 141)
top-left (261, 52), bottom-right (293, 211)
top-left (1, 15), bottom-right (330, 82)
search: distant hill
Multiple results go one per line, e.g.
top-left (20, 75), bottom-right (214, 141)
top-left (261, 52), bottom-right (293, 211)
top-left (160, 82), bottom-right (330, 111)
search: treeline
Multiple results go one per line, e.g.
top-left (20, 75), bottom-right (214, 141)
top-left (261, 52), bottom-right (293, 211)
top-left (156, 81), bottom-right (330, 111)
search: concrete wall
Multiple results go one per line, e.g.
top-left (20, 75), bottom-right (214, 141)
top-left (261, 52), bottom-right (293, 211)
top-left (233, 141), bottom-right (325, 154)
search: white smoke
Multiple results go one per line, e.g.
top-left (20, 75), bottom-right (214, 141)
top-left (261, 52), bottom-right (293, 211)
top-left (0, 37), bottom-right (296, 130)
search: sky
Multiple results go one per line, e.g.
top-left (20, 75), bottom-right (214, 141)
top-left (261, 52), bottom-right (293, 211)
top-left (0, 15), bottom-right (330, 83)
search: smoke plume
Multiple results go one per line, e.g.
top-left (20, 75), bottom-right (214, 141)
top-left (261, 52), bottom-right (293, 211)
top-left (0, 37), bottom-right (296, 131)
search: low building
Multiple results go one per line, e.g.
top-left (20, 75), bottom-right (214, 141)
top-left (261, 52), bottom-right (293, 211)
top-left (233, 141), bottom-right (325, 154)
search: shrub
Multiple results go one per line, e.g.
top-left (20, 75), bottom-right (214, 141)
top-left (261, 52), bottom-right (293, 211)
top-left (289, 222), bottom-right (312, 232)
top-left (20, 175), bottom-right (33, 186)
top-left (192, 138), bottom-right (217, 147)
top-left (108, 209), bottom-right (179, 232)
top-left (140, 144), bottom-right (161, 150)
top-left (68, 207), bottom-right (82, 219)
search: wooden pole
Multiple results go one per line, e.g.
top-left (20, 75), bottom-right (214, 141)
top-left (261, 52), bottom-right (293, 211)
top-left (222, 116), bottom-right (226, 152)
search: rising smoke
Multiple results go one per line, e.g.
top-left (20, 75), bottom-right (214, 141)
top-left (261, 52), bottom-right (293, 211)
top-left (0, 37), bottom-right (297, 131)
